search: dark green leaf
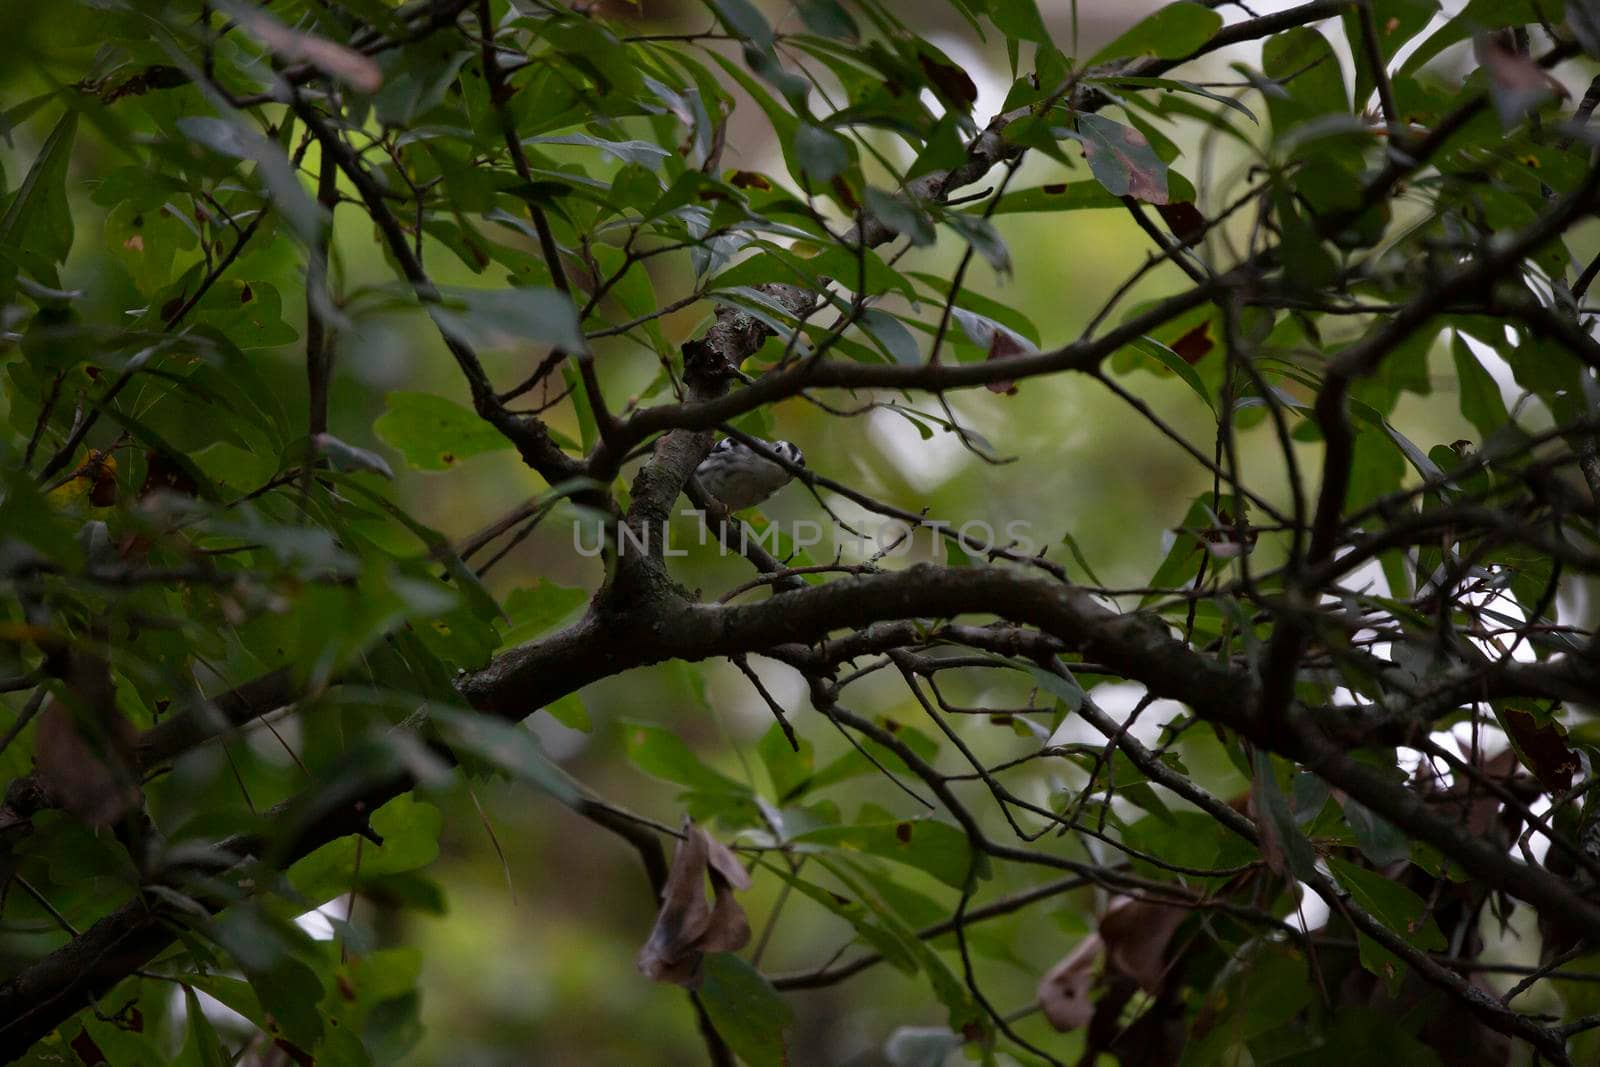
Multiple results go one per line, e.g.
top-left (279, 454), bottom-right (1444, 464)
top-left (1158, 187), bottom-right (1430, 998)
top-left (373, 391), bottom-right (512, 471)
top-left (1089, 3), bottom-right (1222, 65)
top-left (177, 117), bottom-right (324, 242)
top-left (623, 720), bottom-right (750, 794)
top-left (698, 953), bottom-right (793, 1066)
top-left (429, 286), bottom-right (587, 353)
top-left (988, 0), bottom-right (1050, 44)
top-left (1327, 855), bottom-right (1446, 949)
top-left (0, 109), bottom-right (77, 287)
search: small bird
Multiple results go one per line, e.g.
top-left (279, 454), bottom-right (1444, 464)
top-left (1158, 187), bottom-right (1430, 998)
top-left (693, 437), bottom-right (805, 510)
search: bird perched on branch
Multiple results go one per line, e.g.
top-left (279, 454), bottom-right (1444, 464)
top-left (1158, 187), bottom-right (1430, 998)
top-left (693, 437), bottom-right (805, 510)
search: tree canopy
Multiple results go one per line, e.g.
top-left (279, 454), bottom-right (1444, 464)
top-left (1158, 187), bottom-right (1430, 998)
top-left (5, 0), bottom-right (1600, 1064)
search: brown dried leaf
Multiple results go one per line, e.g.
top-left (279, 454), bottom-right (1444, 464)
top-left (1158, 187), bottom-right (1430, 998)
top-left (1501, 706), bottom-right (1578, 793)
top-left (1155, 201), bottom-right (1207, 245)
top-left (702, 829), bottom-right (753, 890)
top-left (1099, 896), bottom-right (1188, 993)
top-left (917, 53), bottom-right (977, 108)
top-left (1038, 896), bottom-right (1191, 1032)
top-left (985, 329), bottom-right (1028, 395)
top-left (1037, 933), bottom-right (1102, 1031)
top-left (1170, 322), bottom-right (1214, 365)
top-left (35, 696), bottom-right (142, 827)
top-left (637, 818), bottom-right (752, 986)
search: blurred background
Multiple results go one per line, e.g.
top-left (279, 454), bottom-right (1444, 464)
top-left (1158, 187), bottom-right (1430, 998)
top-left (0, 0), bottom-right (1572, 1064)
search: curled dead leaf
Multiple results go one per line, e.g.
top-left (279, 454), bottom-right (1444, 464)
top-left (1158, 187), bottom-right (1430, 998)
top-left (985, 329), bottom-right (1029, 395)
top-left (1037, 933), bottom-right (1102, 1030)
top-left (1037, 896), bottom-right (1190, 1031)
top-left (637, 817), bottom-right (752, 986)
top-left (1099, 896), bottom-right (1189, 993)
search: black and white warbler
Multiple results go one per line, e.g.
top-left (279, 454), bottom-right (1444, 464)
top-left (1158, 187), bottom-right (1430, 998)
top-left (693, 437), bottom-right (805, 510)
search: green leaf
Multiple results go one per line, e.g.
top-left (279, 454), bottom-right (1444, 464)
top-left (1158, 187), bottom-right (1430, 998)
top-left (1450, 332), bottom-right (1510, 440)
top-left (373, 43), bottom-right (473, 125)
top-left (698, 953), bottom-right (793, 1067)
top-left (1093, 75), bottom-right (1260, 125)
top-left (622, 720), bottom-right (750, 794)
top-left (858, 309), bottom-right (923, 365)
top-left (1262, 28), bottom-right (1350, 134)
top-left (207, 907), bottom-right (326, 1048)
top-left (429, 704), bottom-right (582, 804)
top-left (988, 0), bottom-right (1051, 43)
top-left (543, 692), bottom-right (592, 733)
top-left (1089, 2), bottom-right (1222, 65)
top-left (709, 0), bottom-right (774, 48)
top-left (1123, 336), bottom-right (1215, 413)
top-left (758, 722), bottom-right (814, 801)
top-left (821, 857), bottom-right (981, 1032)
top-left (334, 477), bottom-right (503, 625)
top-left (795, 816), bottom-right (977, 889)
top-left (176, 116), bottom-right (324, 242)
top-left (797, 0), bottom-right (859, 38)
top-left (1399, 0), bottom-right (1540, 78)
top-left (373, 391), bottom-right (512, 471)
top-left (76, 1017), bottom-right (167, 1067)
top-left (794, 122), bottom-right (851, 183)
top-left (715, 242), bottom-right (916, 301)
top-left (182, 986), bottom-right (229, 1067)
top-left (315, 434), bottom-right (394, 479)
top-left (1340, 796), bottom-right (1410, 867)
top-left (763, 864), bottom-right (922, 973)
top-left (500, 580), bottom-right (588, 645)
top-left (1253, 751), bottom-right (1318, 882)
top-left (806, 718), bottom-right (943, 794)
top-left (429, 286), bottom-right (587, 353)
top-left (1342, 0), bottom-right (1439, 109)
top-left (1028, 665), bottom-right (1085, 712)
top-left (1327, 855), bottom-right (1446, 949)
top-left (0, 109), bottom-right (77, 288)
top-left (864, 187), bottom-right (936, 246)
top-left (943, 213), bottom-right (1011, 274)
top-left (288, 793), bottom-right (443, 904)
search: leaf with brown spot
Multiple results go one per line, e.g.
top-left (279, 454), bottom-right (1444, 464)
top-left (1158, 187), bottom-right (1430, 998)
top-left (728, 171), bottom-right (772, 190)
top-left (1077, 114), bottom-right (1168, 205)
top-left (637, 817), bottom-right (752, 987)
